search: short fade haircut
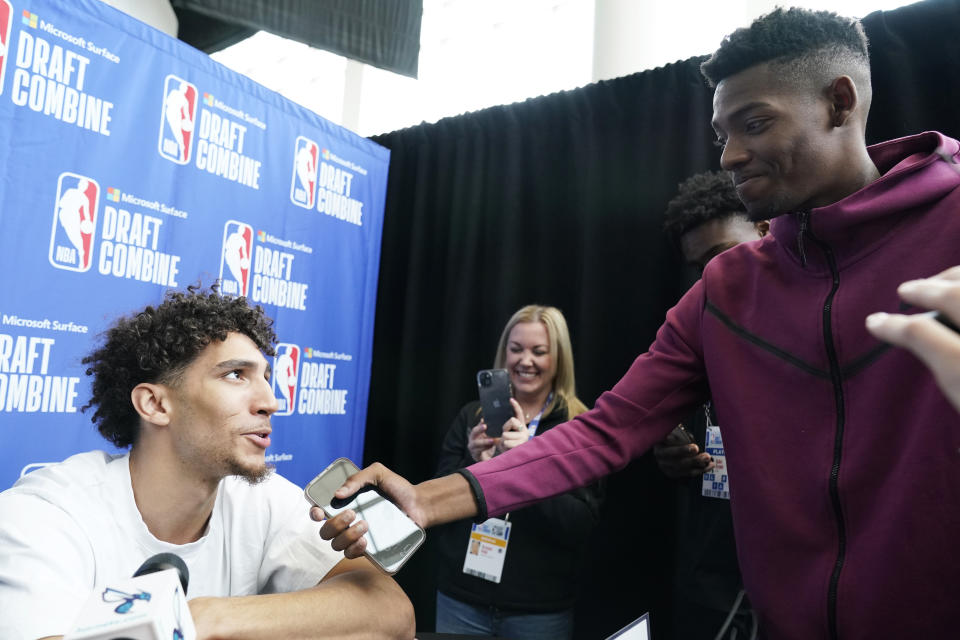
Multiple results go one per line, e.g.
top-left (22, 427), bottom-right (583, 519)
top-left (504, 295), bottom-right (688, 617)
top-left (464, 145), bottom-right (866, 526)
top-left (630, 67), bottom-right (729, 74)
top-left (82, 284), bottom-right (277, 448)
top-left (663, 170), bottom-right (747, 245)
top-left (700, 7), bottom-right (870, 92)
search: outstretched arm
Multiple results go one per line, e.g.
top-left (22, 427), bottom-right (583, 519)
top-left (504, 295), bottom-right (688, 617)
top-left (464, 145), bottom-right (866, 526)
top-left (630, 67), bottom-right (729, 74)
top-left (315, 464), bottom-right (477, 559)
top-left (188, 556), bottom-right (414, 640)
top-left (319, 284), bottom-right (712, 558)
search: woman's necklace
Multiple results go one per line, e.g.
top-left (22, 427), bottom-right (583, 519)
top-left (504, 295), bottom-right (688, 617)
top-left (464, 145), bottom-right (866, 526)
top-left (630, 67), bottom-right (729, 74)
top-left (521, 393), bottom-right (549, 423)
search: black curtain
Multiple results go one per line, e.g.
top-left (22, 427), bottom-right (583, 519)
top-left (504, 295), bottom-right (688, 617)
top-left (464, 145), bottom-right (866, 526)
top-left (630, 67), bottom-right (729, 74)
top-left (862, 0), bottom-right (960, 140)
top-left (364, 0), bottom-right (960, 637)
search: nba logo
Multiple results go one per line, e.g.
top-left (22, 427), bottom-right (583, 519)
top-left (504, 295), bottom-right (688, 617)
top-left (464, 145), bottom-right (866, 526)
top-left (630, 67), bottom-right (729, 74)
top-left (272, 343), bottom-right (300, 416)
top-left (290, 136), bottom-right (319, 209)
top-left (0, 0), bottom-right (12, 97)
top-left (158, 74), bottom-right (198, 164)
top-left (219, 220), bottom-right (253, 297)
top-left (49, 173), bottom-right (100, 272)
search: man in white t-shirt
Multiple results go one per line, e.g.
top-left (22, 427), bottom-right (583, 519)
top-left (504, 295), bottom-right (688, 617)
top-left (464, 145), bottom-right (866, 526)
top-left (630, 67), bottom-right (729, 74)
top-left (0, 286), bottom-right (414, 640)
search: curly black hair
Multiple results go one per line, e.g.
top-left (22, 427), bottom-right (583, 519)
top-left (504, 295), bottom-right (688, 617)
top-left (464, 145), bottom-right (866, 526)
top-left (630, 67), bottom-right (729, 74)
top-left (82, 284), bottom-right (277, 448)
top-left (663, 170), bottom-right (746, 245)
top-left (700, 7), bottom-right (869, 87)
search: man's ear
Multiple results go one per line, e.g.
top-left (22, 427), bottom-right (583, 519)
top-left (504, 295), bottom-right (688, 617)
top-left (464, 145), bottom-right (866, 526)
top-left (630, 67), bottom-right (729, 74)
top-left (827, 76), bottom-right (858, 128)
top-left (755, 220), bottom-right (770, 237)
top-left (131, 383), bottom-right (172, 427)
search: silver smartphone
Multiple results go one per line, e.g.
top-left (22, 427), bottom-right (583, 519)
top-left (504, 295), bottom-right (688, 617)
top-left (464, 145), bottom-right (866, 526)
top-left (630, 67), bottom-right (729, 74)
top-left (304, 457), bottom-right (425, 575)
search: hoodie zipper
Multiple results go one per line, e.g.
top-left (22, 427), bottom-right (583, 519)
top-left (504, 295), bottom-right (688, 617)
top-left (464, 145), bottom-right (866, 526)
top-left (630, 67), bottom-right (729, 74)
top-left (797, 211), bottom-right (810, 267)
top-left (801, 219), bottom-right (847, 640)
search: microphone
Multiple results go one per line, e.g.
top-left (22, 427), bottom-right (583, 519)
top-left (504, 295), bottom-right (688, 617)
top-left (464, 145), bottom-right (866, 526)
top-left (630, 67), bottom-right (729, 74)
top-left (64, 553), bottom-right (197, 640)
top-left (133, 552), bottom-right (190, 595)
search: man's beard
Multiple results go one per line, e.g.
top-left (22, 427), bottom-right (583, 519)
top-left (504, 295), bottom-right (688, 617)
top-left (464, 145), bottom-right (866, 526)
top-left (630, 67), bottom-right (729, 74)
top-left (744, 191), bottom-right (792, 221)
top-left (227, 458), bottom-right (275, 485)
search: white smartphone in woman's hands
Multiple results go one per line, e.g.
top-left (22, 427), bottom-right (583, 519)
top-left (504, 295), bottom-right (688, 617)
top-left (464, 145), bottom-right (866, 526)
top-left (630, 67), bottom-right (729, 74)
top-left (304, 457), bottom-right (425, 574)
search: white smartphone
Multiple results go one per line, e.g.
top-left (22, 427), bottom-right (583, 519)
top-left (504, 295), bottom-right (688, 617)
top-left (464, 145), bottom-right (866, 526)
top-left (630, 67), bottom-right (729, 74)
top-left (304, 457), bottom-right (426, 575)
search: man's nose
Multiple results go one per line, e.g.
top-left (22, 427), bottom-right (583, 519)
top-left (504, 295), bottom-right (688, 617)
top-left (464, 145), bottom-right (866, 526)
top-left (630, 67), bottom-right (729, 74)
top-left (720, 136), bottom-right (749, 171)
top-left (255, 377), bottom-right (279, 415)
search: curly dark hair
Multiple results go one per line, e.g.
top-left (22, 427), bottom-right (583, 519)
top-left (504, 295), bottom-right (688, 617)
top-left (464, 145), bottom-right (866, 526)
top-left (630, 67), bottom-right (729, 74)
top-left (663, 170), bottom-right (746, 244)
top-left (82, 284), bottom-right (277, 448)
top-left (700, 7), bottom-right (869, 88)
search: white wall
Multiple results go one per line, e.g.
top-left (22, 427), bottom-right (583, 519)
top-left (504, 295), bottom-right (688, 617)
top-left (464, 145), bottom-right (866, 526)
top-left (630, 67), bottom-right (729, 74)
top-left (205, 1), bottom-right (916, 135)
top-left (98, 0), bottom-right (177, 37)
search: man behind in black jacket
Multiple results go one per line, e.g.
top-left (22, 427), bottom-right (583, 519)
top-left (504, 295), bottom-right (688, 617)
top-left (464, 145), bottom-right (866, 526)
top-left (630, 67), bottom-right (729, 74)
top-left (656, 170), bottom-right (767, 639)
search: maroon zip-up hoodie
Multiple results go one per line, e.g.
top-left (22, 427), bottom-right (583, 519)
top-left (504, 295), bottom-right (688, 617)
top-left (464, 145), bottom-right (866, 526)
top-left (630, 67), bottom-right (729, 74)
top-left (465, 131), bottom-right (960, 639)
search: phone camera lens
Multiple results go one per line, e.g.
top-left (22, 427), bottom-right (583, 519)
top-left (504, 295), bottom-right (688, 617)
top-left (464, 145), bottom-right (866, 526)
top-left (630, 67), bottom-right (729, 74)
top-left (479, 372), bottom-right (492, 386)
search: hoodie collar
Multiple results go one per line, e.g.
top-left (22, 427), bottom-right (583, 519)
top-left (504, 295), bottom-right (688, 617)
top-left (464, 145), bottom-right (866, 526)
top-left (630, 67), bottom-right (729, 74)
top-left (770, 131), bottom-right (960, 271)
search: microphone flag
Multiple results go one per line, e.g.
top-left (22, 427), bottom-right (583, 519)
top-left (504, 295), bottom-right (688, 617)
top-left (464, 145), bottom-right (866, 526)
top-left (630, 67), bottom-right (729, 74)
top-left (63, 567), bottom-right (196, 640)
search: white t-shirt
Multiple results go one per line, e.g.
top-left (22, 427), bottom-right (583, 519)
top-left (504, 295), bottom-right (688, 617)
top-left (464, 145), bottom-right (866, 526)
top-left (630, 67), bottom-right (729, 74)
top-left (0, 450), bottom-right (342, 639)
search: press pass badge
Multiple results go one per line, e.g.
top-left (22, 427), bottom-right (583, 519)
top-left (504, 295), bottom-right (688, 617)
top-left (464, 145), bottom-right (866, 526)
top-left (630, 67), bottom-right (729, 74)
top-left (462, 517), bottom-right (511, 583)
top-left (701, 425), bottom-right (731, 500)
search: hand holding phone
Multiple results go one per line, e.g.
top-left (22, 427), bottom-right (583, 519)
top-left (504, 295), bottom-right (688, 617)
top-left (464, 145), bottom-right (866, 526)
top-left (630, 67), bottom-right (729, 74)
top-left (467, 421), bottom-right (496, 462)
top-left (653, 425), bottom-right (712, 479)
top-left (477, 368), bottom-right (513, 438)
top-left (305, 458), bottom-right (425, 574)
top-left (496, 398), bottom-right (530, 454)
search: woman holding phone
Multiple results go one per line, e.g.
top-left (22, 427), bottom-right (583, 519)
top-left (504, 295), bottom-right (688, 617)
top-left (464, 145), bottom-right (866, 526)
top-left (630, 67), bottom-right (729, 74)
top-left (433, 305), bottom-right (602, 640)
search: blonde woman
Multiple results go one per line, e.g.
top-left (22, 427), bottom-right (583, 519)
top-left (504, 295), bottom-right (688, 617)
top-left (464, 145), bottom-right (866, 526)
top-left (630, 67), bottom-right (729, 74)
top-left (434, 305), bottom-right (602, 640)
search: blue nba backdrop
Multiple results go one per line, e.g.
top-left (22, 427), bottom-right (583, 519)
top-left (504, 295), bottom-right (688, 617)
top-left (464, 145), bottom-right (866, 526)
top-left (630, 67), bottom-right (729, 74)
top-left (0, 0), bottom-right (390, 490)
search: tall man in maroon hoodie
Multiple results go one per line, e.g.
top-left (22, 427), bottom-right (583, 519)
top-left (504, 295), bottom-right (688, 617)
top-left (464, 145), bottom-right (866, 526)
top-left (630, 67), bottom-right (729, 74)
top-left (321, 8), bottom-right (960, 639)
